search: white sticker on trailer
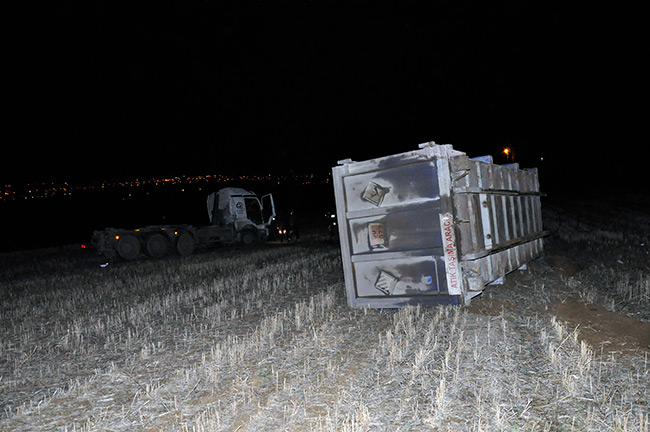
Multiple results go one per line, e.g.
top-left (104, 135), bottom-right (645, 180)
top-left (440, 213), bottom-right (462, 295)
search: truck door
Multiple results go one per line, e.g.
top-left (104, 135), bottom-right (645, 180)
top-left (232, 197), bottom-right (247, 221)
top-left (261, 194), bottom-right (276, 225)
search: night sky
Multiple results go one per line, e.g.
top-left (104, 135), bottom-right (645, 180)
top-left (6, 0), bottom-right (637, 190)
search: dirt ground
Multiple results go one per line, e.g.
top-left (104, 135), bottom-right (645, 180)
top-left (471, 194), bottom-right (650, 359)
top-left (468, 255), bottom-right (650, 356)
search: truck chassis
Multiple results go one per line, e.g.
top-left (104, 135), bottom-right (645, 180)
top-left (91, 188), bottom-right (274, 260)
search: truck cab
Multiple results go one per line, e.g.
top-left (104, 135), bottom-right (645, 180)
top-left (206, 188), bottom-right (275, 245)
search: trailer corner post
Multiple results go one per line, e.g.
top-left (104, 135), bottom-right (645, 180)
top-left (332, 162), bottom-right (357, 309)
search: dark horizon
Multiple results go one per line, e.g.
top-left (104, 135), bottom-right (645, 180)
top-left (5, 0), bottom-right (637, 189)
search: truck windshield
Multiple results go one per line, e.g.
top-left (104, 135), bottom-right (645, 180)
top-left (245, 198), bottom-right (262, 225)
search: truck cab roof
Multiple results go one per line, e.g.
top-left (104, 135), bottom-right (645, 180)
top-left (218, 187), bottom-right (257, 198)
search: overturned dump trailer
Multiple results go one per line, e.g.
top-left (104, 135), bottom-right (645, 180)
top-left (332, 142), bottom-right (545, 308)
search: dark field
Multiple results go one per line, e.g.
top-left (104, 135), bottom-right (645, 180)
top-left (1, 192), bottom-right (648, 431)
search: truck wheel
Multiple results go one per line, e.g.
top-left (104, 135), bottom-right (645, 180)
top-left (145, 233), bottom-right (169, 258)
top-left (240, 229), bottom-right (257, 247)
top-left (175, 231), bottom-right (195, 256)
top-left (116, 234), bottom-right (141, 261)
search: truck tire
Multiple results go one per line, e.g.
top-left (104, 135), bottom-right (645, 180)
top-left (116, 234), bottom-right (141, 261)
top-left (240, 229), bottom-right (257, 247)
top-left (175, 230), bottom-right (195, 256)
top-left (145, 233), bottom-right (169, 258)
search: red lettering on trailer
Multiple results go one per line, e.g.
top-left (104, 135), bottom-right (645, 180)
top-left (440, 214), bottom-right (461, 295)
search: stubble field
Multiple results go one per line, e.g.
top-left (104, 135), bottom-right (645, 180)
top-left (1, 195), bottom-right (649, 431)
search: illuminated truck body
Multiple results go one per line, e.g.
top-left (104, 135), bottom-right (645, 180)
top-left (332, 142), bottom-right (545, 307)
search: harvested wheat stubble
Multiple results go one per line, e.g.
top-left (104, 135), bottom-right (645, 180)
top-left (2, 237), bottom-right (649, 431)
top-left (1, 245), bottom-right (340, 430)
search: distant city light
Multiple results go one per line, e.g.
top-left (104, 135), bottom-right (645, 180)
top-left (0, 173), bottom-right (327, 202)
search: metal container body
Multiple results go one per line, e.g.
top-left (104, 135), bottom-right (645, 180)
top-left (333, 142), bottom-right (545, 308)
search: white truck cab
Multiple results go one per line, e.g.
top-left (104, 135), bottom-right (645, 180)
top-left (206, 188), bottom-right (275, 244)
